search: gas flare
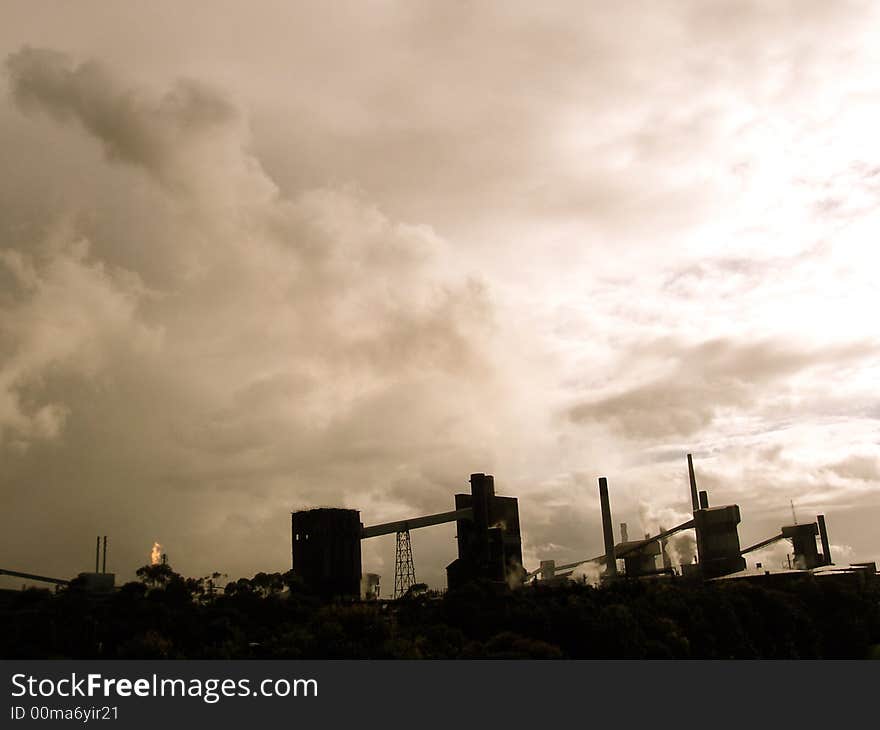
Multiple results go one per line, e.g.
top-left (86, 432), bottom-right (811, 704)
top-left (150, 542), bottom-right (162, 565)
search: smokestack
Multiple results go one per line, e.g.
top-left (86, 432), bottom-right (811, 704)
top-left (598, 477), bottom-right (617, 578)
top-left (95, 536), bottom-right (100, 573)
top-left (699, 490), bottom-right (709, 509)
top-left (102, 536), bottom-right (107, 574)
top-left (817, 514), bottom-right (832, 565)
top-left (687, 453), bottom-right (700, 512)
top-left (620, 522), bottom-right (628, 542)
top-left (470, 473), bottom-right (492, 569)
top-left (687, 455), bottom-right (705, 568)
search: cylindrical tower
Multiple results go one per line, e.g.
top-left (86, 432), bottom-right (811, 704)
top-left (291, 508), bottom-right (362, 598)
top-left (598, 477), bottom-right (618, 577)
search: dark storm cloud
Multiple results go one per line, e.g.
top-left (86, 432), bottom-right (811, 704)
top-left (7, 47), bottom-right (240, 195)
top-left (825, 455), bottom-right (880, 482)
top-left (1, 1), bottom-right (879, 586)
top-left (0, 46), bottom-right (506, 584)
top-left (567, 338), bottom-right (877, 439)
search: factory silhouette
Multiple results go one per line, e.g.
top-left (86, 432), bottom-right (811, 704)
top-left (2, 452), bottom-right (879, 659)
top-left (291, 454), bottom-right (875, 600)
top-left (2, 453), bottom-right (876, 599)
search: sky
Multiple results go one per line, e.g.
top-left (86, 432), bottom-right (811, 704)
top-left (1, 1), bottom-right (878, 591)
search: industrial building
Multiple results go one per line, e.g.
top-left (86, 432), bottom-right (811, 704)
top-left (0, 535), bottom-right (115, 594)
top-left (290, 472), bottom-right (525, 598)
top-left (528, 454), bottom-right (857, 586)
top-left (446, 473), bottom-right (525, 589)
top-left (286, 456), bottom-right (878, 597)
top-left (4, 457), bottom-right (874, 600)
top-left (291, 508), bottom-right (363, 598)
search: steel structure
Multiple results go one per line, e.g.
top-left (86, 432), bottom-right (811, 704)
top-left (0, 568), bottom-right (68, 585)
top-left (393, 529), bottom-right (417, 599)
top-left (361, 508), bottom-right (472, 538)
top-left (740, 514), bottom-right (833, 570)
top-left (292, 473), bottom-right (523, 596)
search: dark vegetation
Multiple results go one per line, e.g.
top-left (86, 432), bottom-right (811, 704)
top-left (2, 565), bottom-right (879, 659)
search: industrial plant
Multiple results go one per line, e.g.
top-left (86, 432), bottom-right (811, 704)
top-left (2, 454), bottom-right (876, 601)
top-left (288, 454), bottom-right (877, 600)
top-left (0, 535), bottom-right (115, 594)
top-left (2, 452), bottom-right (879, 661)
top-left (292, 472), bottom-right (525, 599)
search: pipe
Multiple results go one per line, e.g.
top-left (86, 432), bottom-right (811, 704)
top-left (817, 514), bottom-right (832, 565)
top-left (598, 477), bottom-right (617, 577)
top-left (615, 520), bottom-right (695, 559)
top-left (95, 536), bottom-right (100, 573)
top-left (361, 508), bottom-right (473, 539)
top-left (102, 536), bottom-right (107, 574)
top-left (550, 518), bottom-right (696, 573)
top-left (687, 453), bottom-right (699, 512)
top-left (620, 523), bottom-right (628, 542)
top-left (0, 568), bottom-right (69, 585)
top-left (552, 553), bottom-right (605, 573)
top-left (699, 490), bottom-right (709, 509)
top-left (740, 533), bottom-right (784, 555)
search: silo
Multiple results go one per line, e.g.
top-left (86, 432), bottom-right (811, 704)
top-left (291, 508), bottom-right (362, 598)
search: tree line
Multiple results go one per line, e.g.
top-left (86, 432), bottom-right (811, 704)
top-left (1, 565), bottom-right (878, 659)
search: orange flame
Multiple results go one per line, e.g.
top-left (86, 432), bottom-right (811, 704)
top-left (150, 542), bottom-right (162, 565)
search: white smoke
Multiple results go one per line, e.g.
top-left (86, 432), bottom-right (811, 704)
top-left (665, 531), bottom-right (697, 569)
top-left (749, 539), bottom-right (793, 570)
top-left (570, 561), bottom-right (603, 587)
top-left (635, 499), bottom-right (695, 571)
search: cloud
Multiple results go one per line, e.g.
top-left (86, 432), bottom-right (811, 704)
top-left (0, 225), bottom-right (158, 450)
top-left (0, 47), bottom-right (503, 585)
top-left (825, 454), bottom-right (880, 482)
top-left (5, 47), bottom-right (257, 204)
top-left (1, 1), bottom-right (879, 587)
top-left (567, 338), bottom-right (877, 439)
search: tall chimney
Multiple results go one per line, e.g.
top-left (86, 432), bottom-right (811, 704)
top-left (687, 455), bottom-right (704, 568)
top-left (470, 473), bottom-right (492, 570)
top-left (95, 536), bottom-right (100, 573)
top-left (687, 454), bottom-right (700, 512)
top-left (620, 522), bottom-right (629, 542)
top-left (699, 490), bottom-right (709, 509)
top-left (817, 514), bottom-right (832, 565)
top-left (102, 536), bottom-right (107, 574)
top-left (598, 477), bottom-right (617, 578)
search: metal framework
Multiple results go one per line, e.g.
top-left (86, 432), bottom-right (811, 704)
top-left (393, 529), bottom-right (417, 599)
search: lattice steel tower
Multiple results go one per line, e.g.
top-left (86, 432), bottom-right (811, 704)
top-left (393, 529), bottom-right (416, 599)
